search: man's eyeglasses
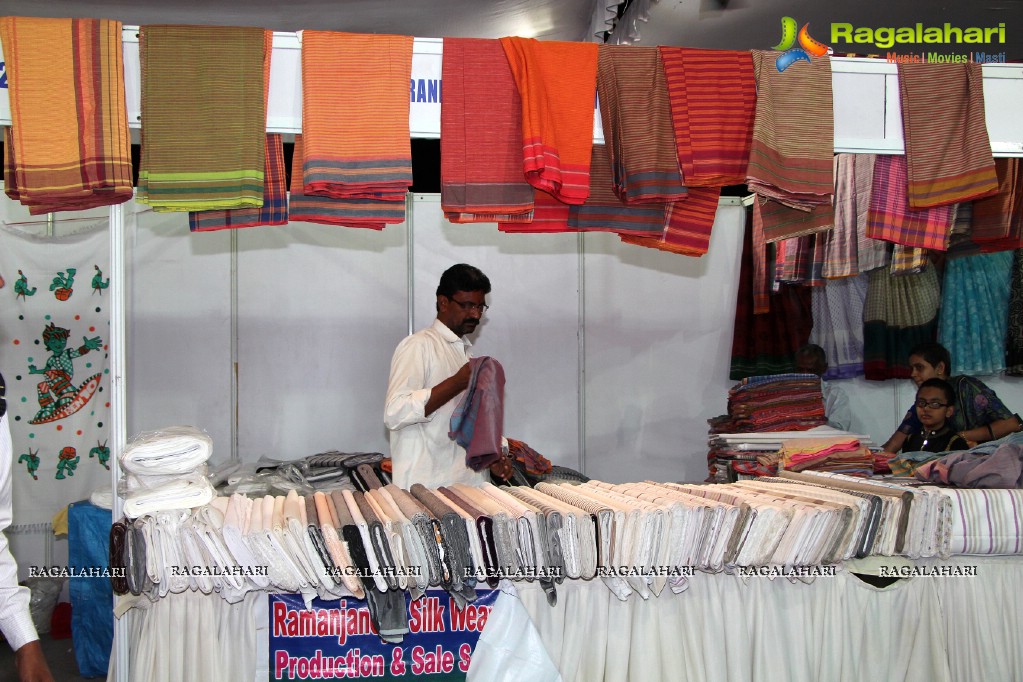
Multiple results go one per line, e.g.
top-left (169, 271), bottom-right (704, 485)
top-left (447, 297), bottom-right (489, 314)
top-left (915, 399), bottom-right (951, 409)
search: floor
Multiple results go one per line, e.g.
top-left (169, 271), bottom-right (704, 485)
top-left (0, 631), bottom-right (99, 682)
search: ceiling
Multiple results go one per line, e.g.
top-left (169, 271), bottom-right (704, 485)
top-left (3, 0), bottom-right (1022, 57)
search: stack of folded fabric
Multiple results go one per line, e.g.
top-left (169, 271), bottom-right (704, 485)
top-left (118, 426), bottom-right (216, 519)
top-left (706, 376), bottom-right (828, 481)
top-left (725, 374), bottom-right (827, 432)
top-left (780, 437), bottom-right (873, 477)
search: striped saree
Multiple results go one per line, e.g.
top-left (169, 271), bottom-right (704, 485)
top-left (301, 31), bottom-right (413, 227)
top-left (137, 26), bottom-right (270, 211)
top-left (440, 38), bottom-right (533, 224)
top-left (0, 17), bottom-right (132, 214)
top-left (500, 37), bottom-right (598, 205)
top-left (659, 47), bottom-right (755, 187)
top-left (867, 154), bottom-right (956, 251)
top-left (898, 62), bottom-right (998, 209)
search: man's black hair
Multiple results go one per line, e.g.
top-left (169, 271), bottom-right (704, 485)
top-left (436, 264), bottom-right (491, 298)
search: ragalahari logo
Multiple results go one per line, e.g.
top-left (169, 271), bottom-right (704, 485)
top-left (773, 17), bottom-right (833, 72)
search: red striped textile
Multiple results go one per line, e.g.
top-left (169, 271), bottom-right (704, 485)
top-left (866, 154), bottom-right (955, 251)
top-left (440, 38), bottom-right (533, 224)
top-left (1, 17), bottom-right (132, 214)
top-left (498, 189), bottom-right (570, 233)
top-left (971, 158), bottom-right (1023, 252)
top-left (188, 135), bottom-right (288, 232)
top-left (500, 37), bottom-right (598, 205)
top-left (747, 51), bottom-right (834, 210)
top-left (898, 63), bottom-right (998, 209)
top-left (301, 32), bottom-right (413, 226)
top-left (659, 47), bottom-right (756, 187)
top-left (288, 136), bottom-right (394, 229)
top-left (596, 45), bottom-right (687, 203)
top-left (620, 186), bottom-right (721, 256)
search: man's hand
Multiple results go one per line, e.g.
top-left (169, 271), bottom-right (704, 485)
top-left (452, 362), bottom-right (472, 392)
top-left (489, 456), bottom-right (515, 480)
top-left (15, 641), bottom-right (55, 682)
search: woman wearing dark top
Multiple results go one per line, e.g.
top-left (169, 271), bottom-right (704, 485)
top-left (883, 341), bottom-right (1021, 453)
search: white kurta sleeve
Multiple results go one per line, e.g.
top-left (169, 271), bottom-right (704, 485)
top-left (0, 412), bottom-right (39, 651)
top-left (384, 335), bottom-right (435, 431)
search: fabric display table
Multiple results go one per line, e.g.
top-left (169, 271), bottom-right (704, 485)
top-left (115, 556), bottom-right (1023, 682)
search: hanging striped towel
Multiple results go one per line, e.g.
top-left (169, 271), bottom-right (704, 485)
top-left (866, 154), bottom-right (955, 251)
top-left (596, 45), bottom-right (687, 204)
top-left (897, 62), bottom-right (998, 209)
top-left (441, 38), bottom-right (533, 224)
top-left (300, 31), bottom-right (413, 227)
top-left (188, 135), bottom-right (288, 232)
top-left (0, 17), bottom-right (132, 214)
top-left (288, 135), bottom-right (395, 228)
top-left (659, 47), bottom-right (756, 187)
top-left (747, 51), bottom-right (834, 211)
top-left (500, 37), bottom-right (598, 205)
top-left (137, 25), bottom-right (270, 211)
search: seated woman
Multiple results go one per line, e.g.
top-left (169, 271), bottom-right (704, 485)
top-left (901, 378), bottom-right (969, 453)
top-left (883, 341), bottom-right (1022, 453)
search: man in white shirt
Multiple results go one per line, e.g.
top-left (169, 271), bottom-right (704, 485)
top-left (1, 370), bottom-right (54, 682)
top-left (796, 344), bottom-right (853, 432)
top-left (384, 264), bottom-right (514, 488)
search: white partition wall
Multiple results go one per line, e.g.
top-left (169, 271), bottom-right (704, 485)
top-left (235, 219), bottom-right (409, 461)
top-left (580, 203), bottom-right (746, 483)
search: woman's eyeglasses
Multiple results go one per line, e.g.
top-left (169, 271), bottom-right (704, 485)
top-left (915, 399), bottom-right (950, 409)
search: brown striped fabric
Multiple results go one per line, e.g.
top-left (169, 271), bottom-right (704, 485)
top-left (1, 18), bottom-right (132, 214)
top-left (747, 51), bottom-right (834, 210)
top-left (440, 38), bottom-right (533, 224)
top-left (897, 63), bottom-right (998, 209)
top-left (971, 158), bottom-right (1023, 252)
top-left (569, 144), bottom-right (666, 235)
top-left (138, 25), bottom-right (269, 211)
top-left (301, 31), bottom-right (413, 226)
top-left (757, 197), bottom-right (834, 244)
top-left (596, 45), bottom-right (686, 203)
top-left (659, 47), bottom-right (756, 187)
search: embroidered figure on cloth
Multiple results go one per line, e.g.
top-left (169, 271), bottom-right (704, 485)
top-left (49, 267), bottom-right (76, 301)
top-left (18, 448), bottom-right (41, 480)
top-left (91, 265), bottom-right (109, 295)
top-left (14, 269), bottom-right (37, 300)
top-left (27, 322), bottom-right (103, 424)
top-left (56, 446), bottom-right (80, 480)
top-left (89, 440), bottom-right (110, 469)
